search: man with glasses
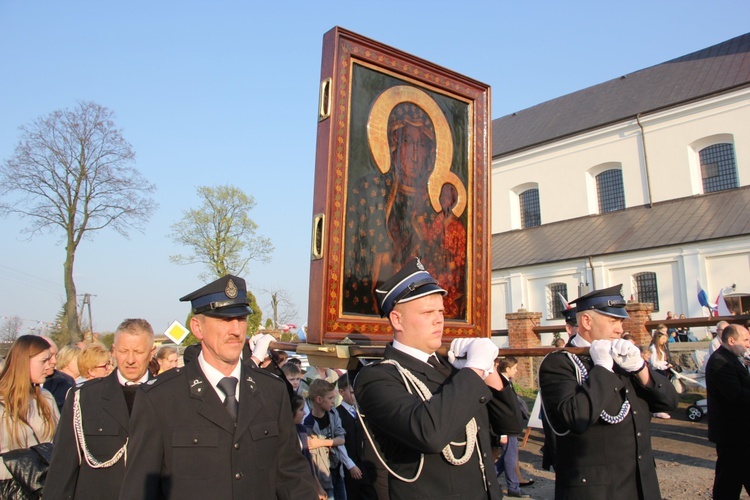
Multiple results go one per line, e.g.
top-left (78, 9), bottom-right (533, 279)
top-left (46, 318), bottom-right (156, 499)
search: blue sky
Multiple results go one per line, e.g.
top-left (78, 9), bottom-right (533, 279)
top-left (1, 1), bottom-right (748, 336)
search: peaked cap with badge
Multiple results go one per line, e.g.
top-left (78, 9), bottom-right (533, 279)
top-left (375, 257), bottom-right (447, 317)
top-left (569, 284), bottom-right (629, 319)
top-left (562, 306), bottom-right (578, 326)
top-left (180, 274), bottom-right (253, 318)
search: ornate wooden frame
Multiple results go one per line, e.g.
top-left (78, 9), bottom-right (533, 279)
top-left (307, 27), bottom-right (491, 345)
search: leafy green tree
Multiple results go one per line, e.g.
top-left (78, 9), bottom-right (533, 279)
top-left (169, 185), bottom-right (273, 281)
top-left (0, 101), bottom-right (157, 342)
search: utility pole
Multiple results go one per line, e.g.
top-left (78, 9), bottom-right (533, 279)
top-left (78, 293), bottom-right (96, 343)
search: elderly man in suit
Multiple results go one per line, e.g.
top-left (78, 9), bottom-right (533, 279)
top-left (46, 318), bottom-right (156, 499)
top-left (539, 285), bottom-right (678, 500)
top-left (706, 323), bottom-right (750, 498)
top-left (119, 275), bottom-right (316, 499)
top-left (354, 258), bottom-right (523, 500)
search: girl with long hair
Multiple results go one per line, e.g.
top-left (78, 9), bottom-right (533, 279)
top-left (649, 329), bottom-right (673, 419)
top-left (0, 335), bottom-right (60, 488)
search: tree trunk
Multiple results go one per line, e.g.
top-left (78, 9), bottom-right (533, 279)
top-left (64, 241), bottom-right (81, 344)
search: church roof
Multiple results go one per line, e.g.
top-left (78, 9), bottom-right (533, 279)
top-left (492, 32), bottom-right (750, 157)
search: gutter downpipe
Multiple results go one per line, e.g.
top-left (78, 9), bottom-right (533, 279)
top-left (636, 113), bottom-right (653, 207)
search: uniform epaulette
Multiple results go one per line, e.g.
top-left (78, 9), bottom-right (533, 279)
top-left (141, 368), bottom-right (182, 392)
top-left (77, 377), bottom-right (103, 390)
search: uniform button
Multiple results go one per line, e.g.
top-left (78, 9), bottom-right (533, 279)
top-left (637, 432), bottom-right (641, 437)
top-left (658, 384), bottom-right (662, 388)
top-left (98, 428), bottom-right (103, 432)
top-left (234, 443), bottom-right (240, 450)
top-left (614, 388), bottom-right (618, 392)
top-left (581, 478), bottom-right (587, 483)
top-left (638, 455), bottom-right (642, 460)
top-left (625, 389), bottom-right (629, 394)
top-left (264, 430), bottom-right (269, 436)
top-left (193, 438), bottom-right (198, 444)
top-left (479, 396), bottom-right (487, 403)
top-left (632, 411), bottom-right (637, 415)
top-left (235, 473), bottom-right (242, 480)
top-left (482, 452), bottom-right (487, 458)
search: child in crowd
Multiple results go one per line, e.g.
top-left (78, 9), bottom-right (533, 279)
top-left (336, 376), bottom-right (377, 500)
top-left (292, 395), bottom-right (327, 500)
top-left (304, 379), bottom-right (352, 500)
top-left (283, 363), bottom-right (310, 420)
top-left (494, 357), bottom-right (531, 498)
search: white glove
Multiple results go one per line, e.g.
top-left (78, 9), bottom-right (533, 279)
top-left (447, 338), bottom-right (473, 370)
top-left (589, 339), bottom-right (614, 372)
top-left (249, 333), bottom-right (274, 361)
top-left (610, 338), bottom-right (646, 372)
top-left (448, 338), bottom-right (498, 379)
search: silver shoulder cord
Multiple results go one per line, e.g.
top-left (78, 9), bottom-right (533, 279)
top-left (540, 351), bottom-right (630, 438)
top-left (355, 359), bottom-right (485, 488)
top-left (73, 389), bottom-right (128, 468)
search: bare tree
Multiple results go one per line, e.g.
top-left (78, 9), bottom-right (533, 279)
top-left (169, 184), bottom-right (273, 281)
top-left (0, 316), bottom-right (24, 342)
top-left (266, 289), bottom-right (299, 328)
top-left (0, 101), bottom-right (157, 343)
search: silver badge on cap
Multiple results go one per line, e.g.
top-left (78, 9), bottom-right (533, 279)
top-left (416, 258), bottom-right (425, 271)
top-left (225, 279), bottom-right (238, 299)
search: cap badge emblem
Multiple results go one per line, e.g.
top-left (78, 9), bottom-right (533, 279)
top-left (225, 279), bottom-right (238, 299)
top-left (416, 258), bottom-right (425, 271)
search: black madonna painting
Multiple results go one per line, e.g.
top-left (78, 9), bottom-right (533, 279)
top-left (343, 66), bottom-right (469, 319)
top-left (307, 27), bottom-right (491, 344)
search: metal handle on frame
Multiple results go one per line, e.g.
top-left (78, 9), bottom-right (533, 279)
top-left (311, 213), bottom-right (325, 260)
top-left (318, 78), bottom-right (332, 121)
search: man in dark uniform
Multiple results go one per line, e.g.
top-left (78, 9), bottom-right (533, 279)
top-left (46, 318), bottom-right (156, 499)
top-left (539, 285), bottom-right (678, 500)
top-left (706, 323), bottom-right (750, 498)
top-left (119, 275), bottom-right (316, 499)
top-left (354, 258), bottom-right (523, 500)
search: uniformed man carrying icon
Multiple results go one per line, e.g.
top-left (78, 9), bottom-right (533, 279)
top-left (119, 275), bottom-right (317, 499)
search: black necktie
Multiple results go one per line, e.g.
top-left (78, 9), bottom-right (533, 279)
top-left (217, 377), bottom-right (239, 421)
top-left (428, 355), bottom-right (452, 378)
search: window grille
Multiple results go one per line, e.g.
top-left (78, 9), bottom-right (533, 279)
top-left (700, 143), bottom-right (738, 193)
top-left (519, 188), bottom-right (541, 228)
top-left (547, 282), bottom-right (568, 319)
top-left (596, 169), bottom-right (625, 213)
top-left (633, 272), bottom-right (659, 312)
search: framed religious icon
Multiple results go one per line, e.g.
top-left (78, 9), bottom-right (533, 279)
top-left (307, 26), bottom-right (491, 345)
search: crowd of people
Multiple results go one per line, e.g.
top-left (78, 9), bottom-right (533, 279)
top-left (0, 267), bottom-right (747, 499)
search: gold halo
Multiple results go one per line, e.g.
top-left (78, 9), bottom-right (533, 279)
top-left (366, 85), bottom-right (466, 217)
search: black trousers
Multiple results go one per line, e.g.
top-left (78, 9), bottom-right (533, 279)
top-left (713, 442), bottom-right (750, 499)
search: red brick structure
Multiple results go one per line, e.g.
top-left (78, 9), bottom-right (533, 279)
top-left (623, 301), bottom-right (654, 347)
top-left (506, 309), bottom-right (542, 388)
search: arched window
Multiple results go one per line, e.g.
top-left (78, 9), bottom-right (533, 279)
top-left (700, 143), bottom-right (738, 193)
top-left (519, 188), bottom-right (541, 228)
top-left (547, 282), bottom-right (568, 319)
top-left (632, 272), bottom-right (659, 312)
top-left (596, 169), bottom-right (625, 213)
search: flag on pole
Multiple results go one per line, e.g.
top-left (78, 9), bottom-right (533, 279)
top-left (558, 292), bottom-right (569, 310)
top-left (697, 279), bottom-right (711, 310)
top-left (717, 289), bottom-right (732, 316)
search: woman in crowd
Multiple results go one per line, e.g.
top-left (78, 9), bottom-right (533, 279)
top-left (56, 345), bottom-right (81, 382)
top-left (649, 330), bottom-right (673, 419)
top-left (76, 343), bottom-right (113, 382)
top-left (155, 346), bottom-right (179, 374)
top-left (0, 335), bottom-right (60, 495)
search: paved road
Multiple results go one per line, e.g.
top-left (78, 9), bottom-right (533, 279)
top-left (507, 402), bottom-right (748, 499)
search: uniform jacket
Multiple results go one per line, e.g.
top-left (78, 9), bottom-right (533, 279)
top-left (706, 344), bottom-right (750, 446)
top-left (354, 344), bottom-right (523, 500)
top-left (118, 360), bottom-right (317, 500)
top-left (45, 371), bottom-right (131, 500)
top-left (539, 348), bottom-right (678, 500)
